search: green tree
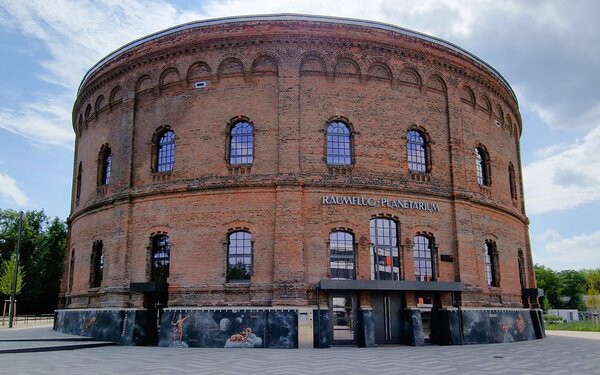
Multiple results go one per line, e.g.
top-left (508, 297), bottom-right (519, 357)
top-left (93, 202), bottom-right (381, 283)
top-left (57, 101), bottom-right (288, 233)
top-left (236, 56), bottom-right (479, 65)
top-left (0, 209), bottom-right (66, 314)
top-left (558, 270), bottom-right (587, 311)
top-left (535, 264), bottom-right (561, 310)
top-left (0, 254), bottom-right (25, 297)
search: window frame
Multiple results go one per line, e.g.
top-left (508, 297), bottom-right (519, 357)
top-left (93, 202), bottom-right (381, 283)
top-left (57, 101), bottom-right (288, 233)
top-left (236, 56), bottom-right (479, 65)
top-left (152, 126), bottom-right (175, 173)
top-left (370, 217), bottom-right (401, 281)
top-left (476, 145), bottom-right (491, 187)
top-left (413, 234), bottom-right (436, 281)
top-left (329, 230), bottom-right (356, 280)
top-left (90, 240), bottom-right (104, 288)
top-left (150, 234), bottom-right (170, 284)
top-left (509, 163), bottom-right (517, 200)
top-left (97, 144), bottom-right (112, 186)
top-left (226, 230), bottom-right (253, 283)
top-left (484, 240), bottom-right (500, 287)
top-left (227, 119), bottom-right (255, 166)
top-left (406, 128), bottom-right (431, 173)
top-left (325, 119), bottom-right (354, 166)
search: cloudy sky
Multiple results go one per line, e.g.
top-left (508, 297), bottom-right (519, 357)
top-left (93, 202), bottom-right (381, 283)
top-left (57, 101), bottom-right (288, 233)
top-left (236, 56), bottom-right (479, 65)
top-left (0, 0), bottom-right (598, 271)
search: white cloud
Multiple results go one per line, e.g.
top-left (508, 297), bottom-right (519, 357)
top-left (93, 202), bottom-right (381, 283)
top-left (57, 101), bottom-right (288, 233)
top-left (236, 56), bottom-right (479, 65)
top-left (0, 172), bottom-right (29, 206)
top-left (533, 229), bottom-right (600, 271)
top-left (524, 125), bottom-right (600, 214)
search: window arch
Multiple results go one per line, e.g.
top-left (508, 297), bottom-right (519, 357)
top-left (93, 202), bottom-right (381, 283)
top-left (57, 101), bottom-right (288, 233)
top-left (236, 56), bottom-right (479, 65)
top-left (150, 234), bottom-right (170, 283)
top-left (76, 162), bottom-right (82, 205)
top-left (370, 218), bottom-right (400, 280)
top-left (413, 235), bottom-right (435, 281)
top-left (326, 121), bottom-right (352, 165)
top-left (229, 120), bottom-right (254, 165)
top-left (90, 240), bottom-right (103, 288)
top-left (475, 145), bottom-right (491, 186)
top-left (227, 231), bottom-right (252, 282)
top-left (509, 163), bottom-right (517, 200)
top-left (484, 240), bottom-right (499, 287)
top-left (154, 128), bottom-right (175, 172)
top-left (407, 129), bottom-right (429, 172)
top-left (329, 231), bottom-right (356, 280)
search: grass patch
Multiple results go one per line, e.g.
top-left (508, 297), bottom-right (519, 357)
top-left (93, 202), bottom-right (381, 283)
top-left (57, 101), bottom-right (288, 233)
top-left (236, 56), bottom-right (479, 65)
top-left (545, 320), bottom-right (600, 332)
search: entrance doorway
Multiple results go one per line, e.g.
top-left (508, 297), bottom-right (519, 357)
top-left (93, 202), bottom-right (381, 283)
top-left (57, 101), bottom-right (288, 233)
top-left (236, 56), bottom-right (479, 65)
top-left (330, 295), bottom-right (356, 346)
top-left (372, 293), bottom-right (403, 344)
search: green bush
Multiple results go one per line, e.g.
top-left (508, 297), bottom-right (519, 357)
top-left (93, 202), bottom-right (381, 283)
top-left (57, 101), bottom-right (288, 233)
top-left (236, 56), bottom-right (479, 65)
top-left (544, 314), bottom-right (563, 324)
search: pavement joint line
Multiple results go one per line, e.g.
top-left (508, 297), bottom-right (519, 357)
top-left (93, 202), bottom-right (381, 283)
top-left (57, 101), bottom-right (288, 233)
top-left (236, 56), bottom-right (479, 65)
top-left (0, 342), bottom-right (117, 354)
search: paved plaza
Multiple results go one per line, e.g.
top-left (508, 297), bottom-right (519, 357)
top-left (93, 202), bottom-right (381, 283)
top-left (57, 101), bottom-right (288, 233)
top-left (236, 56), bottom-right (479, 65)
top-left (1, 327), bottom-right (599, 374)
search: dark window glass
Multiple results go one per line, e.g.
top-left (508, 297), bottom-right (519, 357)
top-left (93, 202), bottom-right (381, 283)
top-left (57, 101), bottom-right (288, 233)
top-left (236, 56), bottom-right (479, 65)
top-left (69, 250), bottom-right (75, 292)
top-left (484, 241), bottom-right (498, 286)
top-left (476, 147), bottom-right (489, 186)
top-left (229, 121), bottom-right (254, 164)
top-left (327, 121), bottom-right (352, 165)
top-left (76, 162), bottom-right (82, 204)
top-left (329, 231), bottom-right (355, 280)
top-left (227, 231), bottom-right (252, 281)
top-left (509, 164), bottom-right (517, 200)
top-left (413, 235), bottom-right (434, 281)
top-left (518, 250), bottom-right (526, 289)
top-left (151, 234), bottom-right (170, 283)
top-left (91, 241), bottom-right (103, 288)
top-left (370, 218), bottom-right (400, 280)
top-left (407, 130), bottom-right (427, 172)
top-left (101, 148), bottom-right (111, 185)
top-left (157, 130), bottom-right (175, 172)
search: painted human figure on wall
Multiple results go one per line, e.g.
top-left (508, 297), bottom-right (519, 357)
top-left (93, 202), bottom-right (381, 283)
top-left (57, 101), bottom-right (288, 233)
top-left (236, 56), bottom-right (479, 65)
top-left (171, 313), bottom-right (190, 347)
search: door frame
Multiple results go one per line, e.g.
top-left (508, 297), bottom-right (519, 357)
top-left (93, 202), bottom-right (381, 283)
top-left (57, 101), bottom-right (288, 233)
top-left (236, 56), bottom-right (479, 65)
top-left (329, 293), bottom-right (358, 346)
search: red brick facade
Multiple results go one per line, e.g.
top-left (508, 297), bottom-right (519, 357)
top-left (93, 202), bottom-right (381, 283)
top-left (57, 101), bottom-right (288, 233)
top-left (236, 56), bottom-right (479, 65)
top-left (61, 16), bottom-right (535, 315)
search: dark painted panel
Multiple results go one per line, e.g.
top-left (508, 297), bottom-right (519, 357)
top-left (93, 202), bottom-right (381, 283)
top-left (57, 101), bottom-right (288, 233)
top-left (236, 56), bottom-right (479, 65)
top-left (434, 309), bottom-right (462, 345)
top-left (462, 310), bottom-right (492, 345)
top-left (531, 309), bottom-right (546, 339)
top-left (158, 309), bottom-right (298, 348)
top-left (266, 310), bottom-right (298, 348)
top-left (402, 309), bottom-right (425, 346)
top-left (313, 309), bottom-right (330, 348)
top-left (54, 310), bottom-right (124, 342)
top-left (358, 308), bottom-right (376, 347)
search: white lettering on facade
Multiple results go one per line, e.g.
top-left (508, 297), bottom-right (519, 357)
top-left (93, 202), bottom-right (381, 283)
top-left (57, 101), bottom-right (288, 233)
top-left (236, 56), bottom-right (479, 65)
top-left (320, 195), bottom-right (440, 212)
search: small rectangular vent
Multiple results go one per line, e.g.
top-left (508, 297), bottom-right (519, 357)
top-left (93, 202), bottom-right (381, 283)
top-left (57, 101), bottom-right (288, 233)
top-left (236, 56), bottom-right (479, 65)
top-left (195, 81), bottom-right (207, 89)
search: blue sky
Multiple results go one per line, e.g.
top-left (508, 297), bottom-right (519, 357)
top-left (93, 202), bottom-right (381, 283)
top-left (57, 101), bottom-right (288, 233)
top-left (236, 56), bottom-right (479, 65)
top-left (0, 0), bottom-right (598, 271)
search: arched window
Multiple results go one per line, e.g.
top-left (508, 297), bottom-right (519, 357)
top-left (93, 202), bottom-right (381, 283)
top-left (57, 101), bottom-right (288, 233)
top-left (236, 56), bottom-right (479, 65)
top-left (98, 145), bottom-right (111, 186)
top-left (370, 218), bottom-right (400, 280)
top-left (509, 163), bottom-right (517, 200)
top-left (326, 121), bottom-right (352, 165)
top-left (229, 121), bottom-right (254, 165)
top-left (407, 130), bottom-right (428, 172)
top-left (90, 241), bottom-right (103, 288)
top-left (484, 240), bottom-right (499, 287)
top-left (518, 249), bottom-right (526, 289)
top-left (76, 162), bottom-right (82, 205)
top-left (227, 231), bottom-right (252, 282)
top-left (413, 235), bottom-right (435, 281)
top-left (157, 130), bottom-right (175, 172)
top-left (475, 146), bottom-right (490, 186)
top-left (151, 234), bottom-right (170, 283)
top-left (68, 249), bottom-right (75, 293)
top-left (329, 231), bottom-right (356, 280)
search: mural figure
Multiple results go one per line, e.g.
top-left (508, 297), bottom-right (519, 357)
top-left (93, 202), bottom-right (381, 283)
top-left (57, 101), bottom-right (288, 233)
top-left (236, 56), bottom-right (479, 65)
top-left (513, 313), bottom-right (529, 341)
top-left (224, 327), bottom-right (263, 348)
top-left (80, 315), bottom-right (97, 335)
top-left (500, 319), bottom-right (515, 343)
top-left (171, 313), bottom-right (190, 347)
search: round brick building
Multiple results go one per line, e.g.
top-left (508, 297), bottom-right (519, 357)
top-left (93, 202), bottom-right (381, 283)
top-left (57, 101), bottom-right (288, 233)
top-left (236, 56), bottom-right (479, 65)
top-left (56, 14), bottom-right (544, 347)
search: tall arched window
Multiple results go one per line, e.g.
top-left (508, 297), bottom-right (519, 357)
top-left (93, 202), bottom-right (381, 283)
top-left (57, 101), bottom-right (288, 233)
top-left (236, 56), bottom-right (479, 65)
top-left (227, 231), bottom-right (252, 282)
top-left (68, 249), bottom-right (75, 293)
top-left (413, 235), bottom-right (435, 281)
top-left (151, 234), bottom-right (170, 283)
top-left (229, 121), bottom-right (254, 165)
top-left (407, 130), bottom-right (427, 172)
top-left (476, 146), bottom-right (490, 186)
top-left (326, 121), bottom-right (352, 165)
top-left (484, 240), bottom-right (499, 287)
top-left (98, 145), bottom-right (111, 186)
top-left (157, 130), bottom-right (175, 172)
top-left (90, 241), bottom-right (103, 288)
top-left (509, 163), bottom-right (517, 200)
top-left (76, 162), bottom-right (82, 205)
top-left (329, 231), bottom-right (356, 280)
top-left (370, 218), bottom-right (400, 280)
top-left (518, 249), bottom-right (526, 289)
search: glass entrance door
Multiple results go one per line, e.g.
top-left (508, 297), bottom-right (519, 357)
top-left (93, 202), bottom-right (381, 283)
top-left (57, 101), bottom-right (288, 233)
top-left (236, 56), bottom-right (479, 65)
top-left (331, 296), bottom-right (356, 345)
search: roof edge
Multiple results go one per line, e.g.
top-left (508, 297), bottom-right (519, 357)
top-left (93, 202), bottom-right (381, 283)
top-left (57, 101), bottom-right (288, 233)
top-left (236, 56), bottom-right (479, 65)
top-left (77, 13), bottom-right (517, 103)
